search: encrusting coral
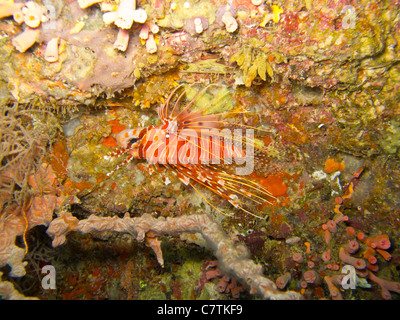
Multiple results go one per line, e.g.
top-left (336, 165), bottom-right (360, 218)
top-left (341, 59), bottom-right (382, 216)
top-left (0, 0), bottom-right (399, 302)
top-left (46, 212), bottom-right (302, 300)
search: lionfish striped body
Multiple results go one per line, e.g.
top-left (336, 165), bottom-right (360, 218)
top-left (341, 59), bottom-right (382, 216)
top-left (112, 85), bottom-right (276, 218)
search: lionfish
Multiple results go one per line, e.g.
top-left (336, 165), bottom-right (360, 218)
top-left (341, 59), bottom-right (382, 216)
top-left (110, 84), bottom-right (276, 218)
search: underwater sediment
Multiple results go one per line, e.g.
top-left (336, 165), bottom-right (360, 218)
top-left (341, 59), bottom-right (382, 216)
top-left (0, 0), bottom-right (400, 300)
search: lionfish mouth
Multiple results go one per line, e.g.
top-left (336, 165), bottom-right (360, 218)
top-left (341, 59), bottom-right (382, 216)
top-left (109, 83), bottom-right (277, 219)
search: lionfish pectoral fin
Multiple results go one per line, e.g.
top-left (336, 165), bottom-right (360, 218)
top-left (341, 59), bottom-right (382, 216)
top-left (228, 199), bottom-right (239, 208)
top-left (190, 182), bottom-right (234, 217)
top-left (106, 152), bottom-right (135, 177)
top-left (178, 174), bottom-right (190, 185)
top-left (177, 110), bottom-right (221, 131)
top-left (127, 148), bottom-right (140, 159)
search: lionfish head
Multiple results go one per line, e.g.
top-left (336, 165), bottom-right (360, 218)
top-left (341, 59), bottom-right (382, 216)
top-left (116, 128), bottom-right (144, 150)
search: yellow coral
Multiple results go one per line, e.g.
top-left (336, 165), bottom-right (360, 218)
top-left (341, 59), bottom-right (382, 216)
top-left (230, 47), bottom-right (275, 87)
top-left (271, 5), bottom-right (283, 23)
top-left (128, 71), bottom-right (179, 108)
top-left (260, 4), bottom-right (283, 27)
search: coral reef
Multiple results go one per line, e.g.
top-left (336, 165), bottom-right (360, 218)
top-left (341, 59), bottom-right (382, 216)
top-left (0, 271), bottom-right (38, 300)
top-left (46, 212), bottom-right (301, 299)
top-left (0, 0), bottom-right (399, 302)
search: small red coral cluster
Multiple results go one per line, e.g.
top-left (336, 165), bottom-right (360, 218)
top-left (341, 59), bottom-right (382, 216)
top-left (274, 167), bottom-right (400, 300)
top-left (198, 260), bottom-right (246, 299)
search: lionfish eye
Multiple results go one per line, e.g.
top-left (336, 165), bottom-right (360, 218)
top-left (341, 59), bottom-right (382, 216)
top-left (129, 138), bottom-right (138, 144)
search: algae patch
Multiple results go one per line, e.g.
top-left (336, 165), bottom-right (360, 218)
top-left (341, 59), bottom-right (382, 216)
top-left (380, 120), bottom-right (400, 154)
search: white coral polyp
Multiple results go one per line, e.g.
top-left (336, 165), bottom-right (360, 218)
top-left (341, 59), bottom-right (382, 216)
top-left (222, 11), bottom-right (238, 33)
top-left (194, 17), bottom-right (204, 34)
top-left (22, 1), bottom-right (44, 28)
top-left (146, 33), bottom-right (157, 53)
top-left (139, 23), bottom-right (150, 40)
top-left (114, 10), bottom-right (135, 29)
top-left (114, 0), bottom-right (136, 29)
top-left (77, 0), bottom-right (102, 9)
top-left (149, 22), bottom-right (159, 34)
top-left (11, 27), bottom-right (40, 53)
top-left (114, 28), bottom-right (130, 52)
top-left (103, 11), bottom-right (116, 25)
top-left (12, 9), bottom-right (24, 24)
top-left (44, 37), bottom-right (59, 62)
top-left (132, 8), bottom-right (147, 23)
